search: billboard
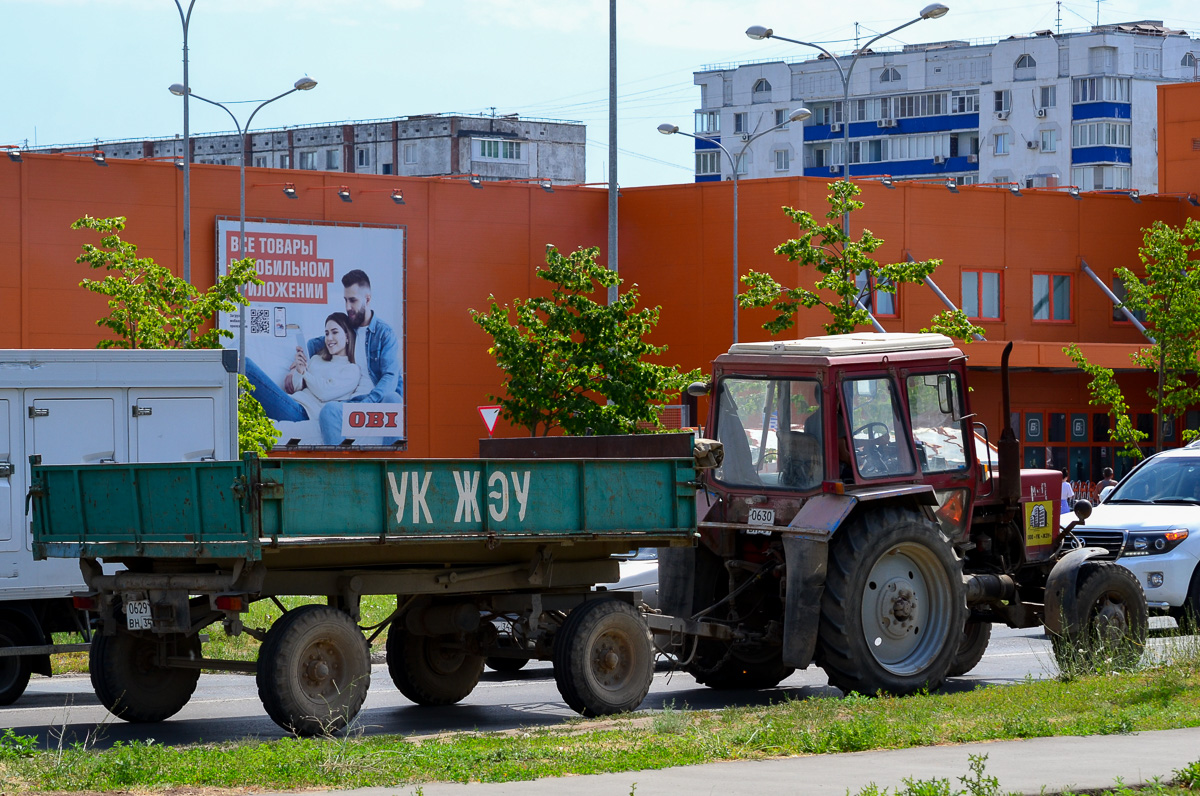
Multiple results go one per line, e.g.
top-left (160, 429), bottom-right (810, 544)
top-left (217, 219), bottom-right (406, 448)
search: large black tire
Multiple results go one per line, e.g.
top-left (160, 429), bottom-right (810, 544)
top-left (90, 631), bottom-right (200, 722)
top-left (1051, 562), bottom-right (1148, 675)
top-left (386, 626), bottom-right (484, 706)
top-left (684, 545), bottom-right (794, 690)
top-left (553, 598), bottom-right (653, 717)
top-left (947, 620), bottom-right (992, 677)
top-left (0, 619), bottom-right (32, 706)
top-left (817, 506), bottom-right (966, 696)
top-left (256, 604), bottom-right (371, 737)
top-left (485, 656), bottom-right (529, 673)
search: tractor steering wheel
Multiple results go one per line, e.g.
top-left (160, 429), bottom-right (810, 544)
top-left (853, 422), bottom-right (891, 476)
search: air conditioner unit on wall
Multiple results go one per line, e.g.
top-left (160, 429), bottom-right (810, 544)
top-left (877, 118), bottom-right (897, 128)
top-left (1027, 140), bottom-right (1039, 150)
top-left (1036, 108), bottom-right (1047, 118)
top-left (967, 154), bottom-right (979, 163)
top-left (933, 155), bottom-right (945, 165)
top-left (996, 110), bottom-right (1010, 120)
top-left (830, 123), bottom-right (842, 132)
top-left (829, 165), bottom-right (841, 174)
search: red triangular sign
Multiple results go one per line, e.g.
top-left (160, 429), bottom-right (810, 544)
top-left (478, 405), bottom-right (501, 435)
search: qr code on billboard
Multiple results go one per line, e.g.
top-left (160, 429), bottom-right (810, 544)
top-left (249, 309), bottom-right (270, 335)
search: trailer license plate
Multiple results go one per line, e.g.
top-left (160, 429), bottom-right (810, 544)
top-left (126, 600), bottom-right (153, 631)
top-left (747, 508), bottom-right (775, 527)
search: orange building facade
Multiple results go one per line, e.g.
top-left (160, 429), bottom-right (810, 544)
top-left (3, 84), bottom-right (1200, 478)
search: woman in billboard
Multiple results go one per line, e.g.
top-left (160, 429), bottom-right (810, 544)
top-left (243, 311), bottom-right (361, 423)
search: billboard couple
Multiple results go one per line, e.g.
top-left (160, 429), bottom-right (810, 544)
top-left (246, 269), bottom-right (403, 444)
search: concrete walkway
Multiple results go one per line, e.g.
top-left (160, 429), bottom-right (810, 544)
top-left (263, 726), bottom-right (1200, 796)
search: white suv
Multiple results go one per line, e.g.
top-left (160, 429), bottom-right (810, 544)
top-left (1068, 448), bottom-right (1200, 621)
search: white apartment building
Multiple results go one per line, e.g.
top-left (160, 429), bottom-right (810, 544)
top-left (34, 113), bottom-right (586, 184)
top-left (693, 21), bottom-right (1200, 192)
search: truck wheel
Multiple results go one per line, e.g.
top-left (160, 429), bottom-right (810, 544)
top-left (486, 656), bottom-right (529, 673)
top-left (817, 507), bottom-right (966, 696)
top-left (256, 604), bottom-right (370, 737)
top-left (1051, 562), bottom-right (1147, 675)
top-left (947, 620), bottom-right (992, 677)
top-left (553, 598), bottom-right (653, 717)
top-left (386, 626), bottom-right (484, 705)
top-left (90, 631), bottom-right (200, 722)
top-left (0, 619), bottom-right (32, 706)
top-left (685, 545), bottom-right (794, 690)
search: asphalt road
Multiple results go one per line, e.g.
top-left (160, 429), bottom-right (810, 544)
top-left (4, 624), bottom-right (1087, 750)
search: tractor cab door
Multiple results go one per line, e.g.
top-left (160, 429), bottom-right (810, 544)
top-left (903, 370), bottom-right (977, 544)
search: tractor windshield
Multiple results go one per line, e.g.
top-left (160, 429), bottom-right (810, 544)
top-left (713, 377), bottom-right (824, 490)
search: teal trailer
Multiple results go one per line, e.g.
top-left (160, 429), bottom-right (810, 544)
top-left (30, 445), bottom-right (702, 736)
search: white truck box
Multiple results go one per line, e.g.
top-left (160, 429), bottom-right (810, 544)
top-left (0, 349), bottom-right (238, 703)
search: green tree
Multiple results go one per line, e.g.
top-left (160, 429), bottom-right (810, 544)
top-left (73, 215), bottom-right (279, 455)
top-left (471, 245), bottom-right (702, 437)
top-left (1065, 217), bottom-right (1200, 458)
top-left (739, 180), bottom-right (986, 342)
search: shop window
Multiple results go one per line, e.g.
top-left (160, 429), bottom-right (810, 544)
top-left (1033, 273), bottom-right (1072, 322)
top-left (857, 272), bottom-right (898, 317)
top-left (961, 270), bottom-right (1001, 320)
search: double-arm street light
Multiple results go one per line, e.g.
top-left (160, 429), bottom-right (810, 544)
top-left (746, 4), bottom-right (949, 236)
top-left (173, 0), bottom-right (196, 284)
top-left (168, 77), bottom-right (318, 376)
top-left (659, 107), bottom-right (811, 344)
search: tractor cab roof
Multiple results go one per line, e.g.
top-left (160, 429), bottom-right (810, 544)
top-left (719, 333), bottom-right (961, 369)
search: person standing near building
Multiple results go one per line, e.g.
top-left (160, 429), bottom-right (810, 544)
top-left (1060, 468), bottom-right (1075, 509)
top-left (1098, 467), bottom-right (1119, 491)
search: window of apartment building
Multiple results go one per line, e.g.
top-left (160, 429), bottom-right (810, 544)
top-left (734, 152), bottom-right (748, 175)
top-left (1072, 76), bottom-right (1130, 103)
top-left (857, 272), bottom-right (897, 317)
top-left (948, 132), bottom-right (979, 157)
top-left (994, 90), bottom-right (1011, 113)
top-left (994, 132), bottom-right (1011, 155)
top-left (253, 156), bottom-right (268, 168)
top-left (950, 89), bottom-right (979, 113)
top-left (892, 92), bottom-right (944, 119)
top-left (1112, 276), bottom-right (1148, 324)
top-left (1183, 53), bottom-right (1197, 68)
top-left (1040, 129), bottom-right (1057, 152)
top-left (403, 144), bottom-right (417, 164)
top-left (734, 113), bottom-right (748, 134)
top-left (381, 163), bottom-right (393, 175)
top-left (1040, 85), bottom-right (1057, 108)
top-left (279, 154), bottom-right (290, 169)
top-left (695, 151), bottom-right (721, 176)
top-left (880, 67), bottom-right (901, 83)
top-left (695, 110), bottom-right (720, 133)
top-left (1071, 164), bottom-right (1132, 191)
top-left (962, 270), bottom-right (1002, 320)
top-left (752, 79), bottom-right (772, 101)
top-left (723, 77), bottom-right (733, 105)
top-left (356, 149), bottom-right (369, 168)
top-left (1032, 273), bottom-right (1072, 322)
top-left (775, 108), bottom-right (791, 128)
top-left (774, 149), bottom-right (790, 171)
top-left (814, 104), bottom-right (843, 126)
top-left (325, 149), bottom-right (339, 170)
top-left (502, 141), bottom-right (521, 159)
top-left (1014, 53), bottom-right (1037, 80)
top-left (1072, 121), bottom-right (1131, 148)
top-left (299, 151), bottom-right (316, 170)
top-left (954, 174), bottom-right (980, 186)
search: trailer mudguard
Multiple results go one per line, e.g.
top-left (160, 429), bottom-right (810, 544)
top-left (781, 492), bottom-right (855, 669)
top-left (1043, 546), bottom-right (1108, 637)
top-left (657, 545), bottom-right (696, 619)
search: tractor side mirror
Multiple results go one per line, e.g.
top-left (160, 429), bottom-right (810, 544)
top-left (936, 374), bottom-right (954, 416)
top-left (686, 381), bottom-right (710, 397)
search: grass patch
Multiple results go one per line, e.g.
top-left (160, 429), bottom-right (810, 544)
top-left (7, 645), bottom-right (1200, 793)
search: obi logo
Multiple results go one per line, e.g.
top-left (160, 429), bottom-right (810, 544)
top-left (347, 410), bottom-right (400, 429)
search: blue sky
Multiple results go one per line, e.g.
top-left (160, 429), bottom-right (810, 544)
top-left (2, 0), bottom-right (1197, 186)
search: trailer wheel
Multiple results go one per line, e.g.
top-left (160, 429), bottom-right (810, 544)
top-left (90, 631), bottom-right (200, 722)
top-left (256, 604), bottom-right (370, 737)
top-left (817, 506), bottom-right (965, 696)
top-left (386, 627), bottom-right (484, 706)
top-left (947, 620), bottom-right (992, 677)
top-left (553, 598), bottom-right (653, 717)
top-left (1051, 562), bottom-right (1147, 676)
top-left (485, 656), bottom-right (529, 673)
top-left (0, 619), bottom-right (32, 706)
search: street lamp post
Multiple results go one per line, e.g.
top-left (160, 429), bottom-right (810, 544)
top-left (173, 0), bottom-right (196, 284)
top-left (168, 77), bottom-right (318, 376)
top-left (659, 107), bottom-right (811, 344)
top-left (746, 4), bottom-right (948, 236)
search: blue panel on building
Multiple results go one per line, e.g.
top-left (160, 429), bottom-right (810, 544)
top-left (843, 157), bottom-right (979, 178)
top-left (1071, 102), bottom-right (1132, 121)
top-left (694, 137), bottom-right (720, 151)
top-left (1071, 146), bottom-right (1132, 164)
top-left (694, 174), bottom-right (721, 183)
top-left (805, 114), bottom-right (979, 141)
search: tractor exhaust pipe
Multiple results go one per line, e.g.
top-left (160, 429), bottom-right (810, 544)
top-left (998, 342), bottom-right (1021, 505)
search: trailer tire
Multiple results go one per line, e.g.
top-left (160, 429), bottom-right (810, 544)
top-left (485, 656), bottom-right (529, 673)
top-left (1051, 562), bottom-right (1147, 676)
top-left (553, 598), bottom-right (653, 717)
top-left (90, 631), bottom-right (200, 722)
top-left (0, 619), bottom-right (32, 706)
top-left (386, 627), bottom-right (484, 706)
top-left (257, 605), bottom-right (370, 737)
top-left (947, 620), bottom-right (992, 677)
top-left (817, 506), bottom-right (965, 696)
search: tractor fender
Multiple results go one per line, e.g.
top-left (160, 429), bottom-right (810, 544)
top-left (1043, 546), bottom-right (1108, 637)
top-left (780, 492), bottom-right (851, 669)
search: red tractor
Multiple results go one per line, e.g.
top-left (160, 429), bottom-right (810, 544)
top-left (657, 333), bottom-right (1147, 694)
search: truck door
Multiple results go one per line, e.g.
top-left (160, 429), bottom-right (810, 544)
top-left (129, 395), bottom-right (218, 461)
top-left (0, 393), bottom-right (16, 554)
